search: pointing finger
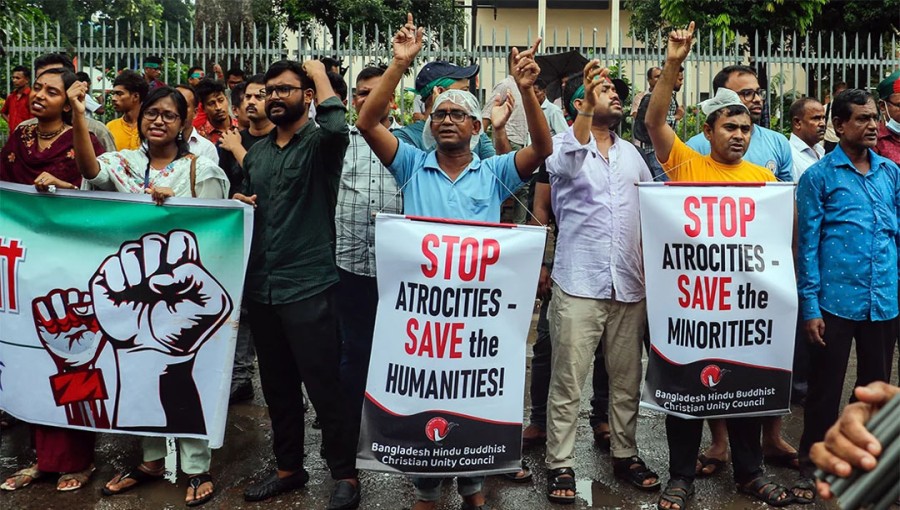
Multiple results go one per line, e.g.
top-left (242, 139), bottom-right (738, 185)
top-left (529, 37), bottom-right (542, 56)
top-left (687, 21), bottom-right (695, 36)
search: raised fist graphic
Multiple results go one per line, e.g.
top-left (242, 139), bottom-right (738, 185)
top-left (90, 230), bottom-right (232, 356)
top-left (32, 289), bottom-right (110, 428)
top-left (89, 230), bottom-right (233, 434)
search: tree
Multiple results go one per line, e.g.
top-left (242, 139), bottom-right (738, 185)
top-left (625, 0), bottom-right (826, 44)
top-left (277, 0), bottom-right (467, 49)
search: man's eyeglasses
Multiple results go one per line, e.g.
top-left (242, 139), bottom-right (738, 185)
top-left (143, 109), bottom-right (180, 124)
top-left (737, 88), bottom-right (764, 101)
top-left (244, 92), bottom-right (267, 101)
top-left (431, 109), bottom-right (471, 123)
top-left (265, 85), bottom-right (304, 98)
top-left (884, 98), bottom-right (900, 109)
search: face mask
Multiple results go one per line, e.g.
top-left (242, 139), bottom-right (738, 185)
top-left (887, 117), bottom-right (900, 135)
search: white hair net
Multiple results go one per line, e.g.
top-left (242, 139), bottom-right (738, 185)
top-left (422, 89), bottom-right (482, 151)
top-left (699, 88), bottom-right (749, 116)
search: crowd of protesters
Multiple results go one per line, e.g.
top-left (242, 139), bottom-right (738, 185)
top-left (1, 14), bottom-right (898, 510)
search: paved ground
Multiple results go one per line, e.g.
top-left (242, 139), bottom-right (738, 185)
top-left (2, 311), bottom-right (897, 510)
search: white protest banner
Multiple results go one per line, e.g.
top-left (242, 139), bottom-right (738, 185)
top-left (0, 183), bottom-right (252, 448)
top-left (356, 214), bottom-right (544, 476)
top-left (639, 183), bottom-right (797, 419)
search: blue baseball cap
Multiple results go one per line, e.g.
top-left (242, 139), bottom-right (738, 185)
top-left (414, 61), bottom-right (480, 92)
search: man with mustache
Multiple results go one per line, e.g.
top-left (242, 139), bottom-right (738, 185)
top-left (195, 78), bottom-right (237, 145)
top-left (795, 87), bottom-right (900, 504)
top-left (217, 74), bottom-right (272, 198)
top-left (686, 68), bottom-right (797, 481)
top-left (789, 98), bottom-right (826, 181)
top-left (356, 14), bottom-right (551, 510)
top-left (686, 65), bottom-right (793, 183)
top-left (234, 59), bottom-right (360, 510)
top-left (543, 60), bottom-right (658, 504)
top-left (215, 74), bottom-right (272, 406)
top-left (784, 97), bottom-right (826, 425)
top-left (646, 23), bottom-right (794, 510)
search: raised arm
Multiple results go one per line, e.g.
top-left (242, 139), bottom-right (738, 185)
top-left (646, 22), bottom-right (694, 165)
top-left (67, 81), bottom-right (102, 179)
top-left (356, 13), bottom-right (423, 166)
top-left (572, 59), bottom-right (609, 145)
top-left (304, 60), bottom-right (337, 106)
top-left (489, 91), bottom-right (514, 155)
top-left (512, 39), bottom-right (553, 180)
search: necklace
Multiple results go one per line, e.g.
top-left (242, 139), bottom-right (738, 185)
top-left (37, 125), bottom-right (66, 140)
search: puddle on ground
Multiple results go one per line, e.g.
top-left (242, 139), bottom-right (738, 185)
top-left (576, 478), bottom-right (626, 508)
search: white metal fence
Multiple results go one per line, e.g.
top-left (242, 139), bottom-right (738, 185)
top-left (5, 20), bottom-right (900, 136)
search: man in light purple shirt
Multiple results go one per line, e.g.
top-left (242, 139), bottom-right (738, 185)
top-left (543, 61), bottom-right (658, 504)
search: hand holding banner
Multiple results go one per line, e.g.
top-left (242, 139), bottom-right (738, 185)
top-left (357, 214), bottom-right (544, 476)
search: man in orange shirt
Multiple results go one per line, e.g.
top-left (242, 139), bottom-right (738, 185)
top-left (645, 22), bottom-right (794, 510)
top-left (2, 66), bottom-right (33, 132)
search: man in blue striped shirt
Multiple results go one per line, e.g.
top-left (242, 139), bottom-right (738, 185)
top-left (796, 88), bottom-right (900, 498)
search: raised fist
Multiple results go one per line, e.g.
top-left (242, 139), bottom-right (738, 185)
top-left (89, 230), bottom-right (233, 357)
top-left (32, 289), bottom-right (106, 371)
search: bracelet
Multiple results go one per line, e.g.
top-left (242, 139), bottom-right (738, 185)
top-left (577, 110), bottom-right (593, 117)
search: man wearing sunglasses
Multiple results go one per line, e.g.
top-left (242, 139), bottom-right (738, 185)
top-left (686, 65), bottom-right (793, 184)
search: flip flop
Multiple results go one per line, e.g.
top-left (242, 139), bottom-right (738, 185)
top-left (57, 466), bottom-right (95, 492)
top-left (1, 465), bottom-right (43, 491)
top-left (696, 454), bottom-right (726, 477)
top-left (502, 461), bottom-right (532, 483)
top-left (101, 466), bottom-right (164, 496)
top-left (186, 473), bottom-right (215, 507)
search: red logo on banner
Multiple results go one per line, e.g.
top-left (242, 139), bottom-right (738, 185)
top-left (425, 417), bottom-right (458, 444)
top-left (700, 365), bottom-right (728, 389)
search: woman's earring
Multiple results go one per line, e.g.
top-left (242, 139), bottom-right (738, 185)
top-left (177, 131), bottom-right (184, 142)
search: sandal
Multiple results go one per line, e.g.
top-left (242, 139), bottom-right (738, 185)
top-left (1, 465), bottom-right (43, 491)
top-left (593, 423), bottom-right (611, 450)
top-left (695, 454), bottom-right (726, 477)
top-left (186, 473), bottom-right (215, 507)
top-left (791, 476), bottom-right (815, 505)
top-left (101, 465), bottom-right (164, 496)
top-left (57, 465), bottom-right (95, 492)
top-left (547, 467), bottom-right (576, 504)
top-left (657, 478), bottom-right (694, 510)
top-left (502, 461), bottom-right (532, 483)
top-left (737, 476), bottom-right (795, 507)
top-left (613, 456), bottom-right (661, 491)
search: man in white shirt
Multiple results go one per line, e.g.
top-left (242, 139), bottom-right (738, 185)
top-left (176, 84), bottom-right (220, 164)
top-left (535, 78), bottom-right (569, 135)
top-left (788, 97), bottom-right (826, 181)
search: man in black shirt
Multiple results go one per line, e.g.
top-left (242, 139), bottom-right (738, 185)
top-left (218, 74), bottom-right (273, 197)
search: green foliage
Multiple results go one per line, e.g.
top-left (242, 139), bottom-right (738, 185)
top-left (278, 0), bottom-right (467, 49)
top-left (626, 0), bottom-right (826, 45)
top-left (18, 0), bottom-right (194, 47)
top-left (675, 105), bottom-right (707, 141)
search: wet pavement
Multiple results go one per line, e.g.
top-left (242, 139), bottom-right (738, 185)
top-left (2, 310), bottom-right (896, 510)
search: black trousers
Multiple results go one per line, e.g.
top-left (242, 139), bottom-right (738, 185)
top-left (798, 311), bottom-right (896, 463)
top-left (666, 415), bottom-right (763, 484)
top-left (247, 287), bottom-right (358, 480)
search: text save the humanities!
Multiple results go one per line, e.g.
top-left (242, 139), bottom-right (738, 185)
top-left (357, 214), bottom-right (543, 476)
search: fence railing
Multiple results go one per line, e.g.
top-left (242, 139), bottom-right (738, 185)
top-left (5, 20), bottom-right (900, 135)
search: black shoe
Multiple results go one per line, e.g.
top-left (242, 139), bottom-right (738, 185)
top-left (229, 382), bottom-right (254, 404)
top-left (326, 480), bottom-right (361, 510)
top-left (243, 469), bottom-right (309, 502)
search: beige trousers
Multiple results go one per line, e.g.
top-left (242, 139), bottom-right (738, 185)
top-left (545, 284), bottom-right (646, 468)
